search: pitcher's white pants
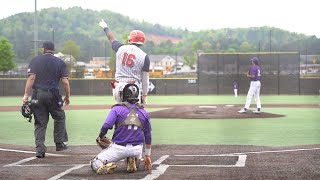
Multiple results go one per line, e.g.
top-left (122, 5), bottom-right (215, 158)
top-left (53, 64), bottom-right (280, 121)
top-left (244, 81), bottom-right (261, 109)
top-left (234, 89), bottom-right (238, 97)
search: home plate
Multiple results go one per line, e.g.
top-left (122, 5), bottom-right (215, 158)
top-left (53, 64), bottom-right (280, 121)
top-left (225, 105), bottom-right (234, 107)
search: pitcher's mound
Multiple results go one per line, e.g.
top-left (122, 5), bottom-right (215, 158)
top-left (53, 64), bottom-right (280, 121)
top-left (149, 105), bottom-right (284, 119)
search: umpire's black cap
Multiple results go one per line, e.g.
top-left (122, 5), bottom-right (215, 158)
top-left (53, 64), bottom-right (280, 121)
top-left (42, 41), bottom-right (55, 51)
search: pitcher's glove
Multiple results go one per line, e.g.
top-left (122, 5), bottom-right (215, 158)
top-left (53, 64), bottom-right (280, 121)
top-left (246, 70), bottom-right (251, 77)
top-left (96, 136), bottom-right (112, 149)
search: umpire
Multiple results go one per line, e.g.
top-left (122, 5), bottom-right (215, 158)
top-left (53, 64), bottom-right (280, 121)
top-left (22, 41), bottom-right (70, 158)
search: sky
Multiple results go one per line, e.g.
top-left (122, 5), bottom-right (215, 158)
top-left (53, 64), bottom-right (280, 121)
top-left (0, 0), bottom-right (319, 37)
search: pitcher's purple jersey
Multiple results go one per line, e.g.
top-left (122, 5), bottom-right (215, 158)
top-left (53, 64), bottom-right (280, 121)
top-left (249, 65), bottom-right (261, 81)
top-left (233, 81), bottom-right (239, 90)
top-left (112, 41), bottom-right (150, 83)
top-left (101, 104), bottom-right (152, 145)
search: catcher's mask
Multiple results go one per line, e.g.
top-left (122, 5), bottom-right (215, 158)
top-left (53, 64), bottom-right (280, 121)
top-left (21, 100), bottom-right (38, 123)
top-left (121, 84), bottom-right (139, 103)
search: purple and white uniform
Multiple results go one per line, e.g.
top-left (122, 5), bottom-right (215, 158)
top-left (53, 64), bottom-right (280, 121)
top-left (244, 65), bottom-right (262, 109)
top-left (111, 41), bottom-right (150, 103)
top-left (96, 104), bottom-right (152, 163)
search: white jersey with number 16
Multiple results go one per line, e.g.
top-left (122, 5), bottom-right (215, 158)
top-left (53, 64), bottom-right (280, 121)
top-left (115, 44), bottom-right (146, 83)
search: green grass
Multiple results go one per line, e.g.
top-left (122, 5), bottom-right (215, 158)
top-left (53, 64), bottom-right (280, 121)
top-left (1, 95), bottom-right (319, 106)
top-left (0, 95), bottom-right (319, 147)
top-left (0, 106), bottom-right (319, 146)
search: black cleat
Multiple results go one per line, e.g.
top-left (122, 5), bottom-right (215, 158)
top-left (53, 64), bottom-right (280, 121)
top-left (56, 142), bottom-right (68, 151)
top-left (36, 152), bottom-right (45, 158)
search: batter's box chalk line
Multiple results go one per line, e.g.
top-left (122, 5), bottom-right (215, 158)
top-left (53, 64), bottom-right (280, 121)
top-left (173, 154), bottom-right (247, 167)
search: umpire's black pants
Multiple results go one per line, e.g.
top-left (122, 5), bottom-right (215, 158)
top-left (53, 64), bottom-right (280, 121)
top-left (32, 90), bottom-right (68, 153)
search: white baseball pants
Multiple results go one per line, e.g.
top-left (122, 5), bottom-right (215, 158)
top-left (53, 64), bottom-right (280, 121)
top-left (98, 143), bottom-right (143, 163)
top-left (244, 81), bottom-right (261, 109)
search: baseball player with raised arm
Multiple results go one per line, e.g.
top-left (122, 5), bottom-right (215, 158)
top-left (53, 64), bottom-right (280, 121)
top-left (99, 19), bottom-right (150, 104)
top-left (238, 57), bottom-right (262, 114)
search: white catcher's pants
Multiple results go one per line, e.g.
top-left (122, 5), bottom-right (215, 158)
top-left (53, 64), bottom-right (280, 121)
top-left (244, 81), bottom-right (261, 109)
top-left (98, 143), bottom-right (143, 163)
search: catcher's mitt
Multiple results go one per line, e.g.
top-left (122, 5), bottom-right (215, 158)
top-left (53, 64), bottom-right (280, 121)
top-left (96, 136), bottom-right (112, 149)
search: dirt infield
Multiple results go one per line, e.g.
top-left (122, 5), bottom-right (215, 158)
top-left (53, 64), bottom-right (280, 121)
top-left (1, 143), bottom-right (320, 179)
top-left (148, 105), bottom-right (285, 119)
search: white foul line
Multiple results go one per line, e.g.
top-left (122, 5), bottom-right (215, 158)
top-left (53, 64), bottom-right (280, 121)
top-left (4, 157), bottom-right (37, 167)
top-left (115, 155), bottom-right (170, 180)
top-left (175, 154), bottom-right (244, 157)
top-left (48, 164), bottom-right (87, 180)
top-left (173, 154), bottom-right (247, 167)
top-left (153, 155), bottom-right (169, 165)
top-left (174, 147), bottom-right (320, 156)
top-left (0, 148), bottom-right (67, 156)
top-left (1, 147), bottom-right (68, 168)
top-left (218, 147), bottom-right (320, 156)
top-left (140, 164), bottom-right (170, 180)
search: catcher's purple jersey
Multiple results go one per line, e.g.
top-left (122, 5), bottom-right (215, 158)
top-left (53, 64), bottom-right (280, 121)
top-left (249, 65), bottom-right (261, 81)
top-left (101, 104), bottom-right (152, 145)
top-left (112, 41), bottom-right (150, 83)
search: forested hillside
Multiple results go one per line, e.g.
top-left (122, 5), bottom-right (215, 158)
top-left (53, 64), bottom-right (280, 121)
top-left (0, 6), bottom-right (319, 63)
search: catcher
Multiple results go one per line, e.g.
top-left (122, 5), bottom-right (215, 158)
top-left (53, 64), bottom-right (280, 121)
top-left (90, 83), bottom-right (152, 175)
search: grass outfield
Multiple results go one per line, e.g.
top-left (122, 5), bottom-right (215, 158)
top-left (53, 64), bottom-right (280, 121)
top-left (0, 95), bottom-right (319, 147)
top-left (0, 95), bottom-right (319, 106)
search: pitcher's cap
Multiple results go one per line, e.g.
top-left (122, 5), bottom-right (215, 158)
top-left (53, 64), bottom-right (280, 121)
top-left (251, 57), bottom-right (259, 63)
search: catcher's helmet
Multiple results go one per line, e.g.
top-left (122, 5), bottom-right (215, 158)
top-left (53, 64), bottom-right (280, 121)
top-left (21, 100), bottom-right (38, 123)
top-left (21, 103), bottom-right (33, 122)
top-left (128, 30), bottom-right (145, 45)
top-left (122, 84), bottom-right (139, 103)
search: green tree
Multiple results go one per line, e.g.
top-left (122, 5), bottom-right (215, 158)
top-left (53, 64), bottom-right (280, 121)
top-left (0, 38), bottom-right (15, 73)
top-left (239, 41), bottom-right (253, 52)
top-left (183, 54), bottom-right (197, 69)
top-left (61, 40), bottom-right (81, 60)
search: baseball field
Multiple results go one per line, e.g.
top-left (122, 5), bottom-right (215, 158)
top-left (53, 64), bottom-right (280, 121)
top-left (0, 95), bottom-right (319, 179)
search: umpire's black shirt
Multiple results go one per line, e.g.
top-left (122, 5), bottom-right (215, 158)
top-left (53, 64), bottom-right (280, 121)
top-left (28, 52), bottom-right (68, 90)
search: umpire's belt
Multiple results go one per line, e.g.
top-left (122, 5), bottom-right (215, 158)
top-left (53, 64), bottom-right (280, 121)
top-left (114, 142), bottom-right (141, 147)
top-left (36, 89), bottom-right (51, 93)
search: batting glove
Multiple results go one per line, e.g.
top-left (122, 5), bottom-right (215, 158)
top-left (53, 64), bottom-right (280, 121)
top-left (99, 19), bottom-right (108, 29)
